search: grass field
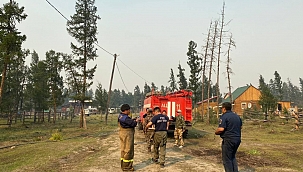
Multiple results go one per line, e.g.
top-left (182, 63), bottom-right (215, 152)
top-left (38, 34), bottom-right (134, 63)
top-left (0, 115), bottom-right (118, 172)
top-left (188, 118), bottom-right (303, 171)
top-left (0, 115), bottom-right (302, 171)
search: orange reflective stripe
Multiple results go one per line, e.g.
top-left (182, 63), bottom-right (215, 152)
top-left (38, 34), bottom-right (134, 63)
top-left (123, 159), bottom-right (134, 162)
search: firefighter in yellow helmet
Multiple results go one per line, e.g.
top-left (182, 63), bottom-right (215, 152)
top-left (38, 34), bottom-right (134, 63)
top-left (118, 104), bottom-right (139, 171)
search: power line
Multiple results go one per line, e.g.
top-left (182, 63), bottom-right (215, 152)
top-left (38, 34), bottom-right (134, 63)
top-left (45, 0), bottom-right (69, 21)
top-left (45, 0), bottom-right (151, 85)
top-left (115, 61), bottom-right (129, 92)
top-left (117, 58), bottom-right (150, 85)
top-left (45, 0), bottom-right (114, 57)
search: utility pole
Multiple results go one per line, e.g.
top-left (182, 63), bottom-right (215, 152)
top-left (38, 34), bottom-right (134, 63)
top-left (105, 54), bottom-right (117, 125)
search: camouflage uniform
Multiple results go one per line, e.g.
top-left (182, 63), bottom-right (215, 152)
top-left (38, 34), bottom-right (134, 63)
top-left (144, 112), bottom-right (155, 152)
top-left (174, 113), bottom-right (185, 147)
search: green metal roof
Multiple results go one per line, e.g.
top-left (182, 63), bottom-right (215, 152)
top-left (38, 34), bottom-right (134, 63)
top-left (223, 85), bottom-right (250, 103)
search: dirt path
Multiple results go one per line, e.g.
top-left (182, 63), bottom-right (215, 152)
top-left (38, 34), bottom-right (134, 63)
top-left (89, 129), bottom-right (224, 172)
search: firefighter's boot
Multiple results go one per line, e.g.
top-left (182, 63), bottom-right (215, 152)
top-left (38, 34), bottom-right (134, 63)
top-left (122, 161), bottom-right (134, 171)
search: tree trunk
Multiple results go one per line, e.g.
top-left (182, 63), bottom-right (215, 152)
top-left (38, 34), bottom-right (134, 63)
top-left (0, 63), bottom-right (8, 106)
top-left (52, 86), bottom-right (57, 124)
top-left (207, 21), bottom-right (218, 124)
top-left (216, 2), bottom-right (225, 118)
top-left (81, 2), bottom-right (88, 129)
top-left (226, 34), bottom-right (234, 104)
top-left (201, 21), bottom-right (212, 122)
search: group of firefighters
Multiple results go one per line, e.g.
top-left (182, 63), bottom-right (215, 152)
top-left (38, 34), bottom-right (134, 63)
top-left (142, 108), bottom-right (186, 150)
top-left (118, 104), bottom-right (186, 171)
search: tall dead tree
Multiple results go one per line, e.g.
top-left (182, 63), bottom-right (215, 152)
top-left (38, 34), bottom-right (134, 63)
top-left (201, 21), bottom-right (212, 122)
top-left (207, 21), bottom-right (218, 124)
top-left (226, 34), bottom-right (235, 103)
top-left (215, 2), bottom-right (226, 118)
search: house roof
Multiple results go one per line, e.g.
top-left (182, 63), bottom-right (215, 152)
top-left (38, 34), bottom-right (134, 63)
top-left (223, 85), bottom-right (250, 103)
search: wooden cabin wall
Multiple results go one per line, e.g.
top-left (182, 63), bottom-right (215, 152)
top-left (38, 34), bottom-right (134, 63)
top-left (233, 86), bottom-right (261, 115)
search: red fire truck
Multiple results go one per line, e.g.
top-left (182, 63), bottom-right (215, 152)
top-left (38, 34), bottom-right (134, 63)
top-left (138, 89), bottom-right (193, 137)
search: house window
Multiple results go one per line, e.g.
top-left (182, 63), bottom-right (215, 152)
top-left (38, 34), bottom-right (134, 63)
top-left (241, 103), bottom-right (247, 109)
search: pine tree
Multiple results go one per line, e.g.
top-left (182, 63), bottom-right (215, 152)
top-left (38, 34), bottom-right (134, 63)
top-left (45, 50), bottom-right (64, 123)
top-left (66, 0), bottom-right (100, 128)
top-left (151, 82), bottom-right (158, 91)
top-left (187, 40), bottom-right (201, 119)
top-left (31, 58), bottom-right (49, 113)
top-left (258, 75), bottom-right (277, 118)
top-left (133, 85), bottom-right (141, 112)
top-left (143, 83), bottom-right (151, 95)
top-left (177, 63), bottom-right (187, 90)
top-left (273, 71), bottom-right (283, 101)
top-left (0, 0), bottom-right (27, 105)
top-left (94, 83), bottom-right (107, 113)
top-left (168, 68), bottom-right (177, 92)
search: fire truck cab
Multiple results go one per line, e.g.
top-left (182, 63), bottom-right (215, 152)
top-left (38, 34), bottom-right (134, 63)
top-left (138, 89), bottom-right (193, 137)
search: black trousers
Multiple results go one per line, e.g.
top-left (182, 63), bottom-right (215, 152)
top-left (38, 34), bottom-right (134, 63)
top-left (222, 138), bottom-right (241, 172)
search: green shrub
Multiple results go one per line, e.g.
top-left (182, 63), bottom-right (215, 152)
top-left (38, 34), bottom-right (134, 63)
top-left (49, 130), bottom-right (63, 141)
top-left (248, 149), bottom-right (260, 155)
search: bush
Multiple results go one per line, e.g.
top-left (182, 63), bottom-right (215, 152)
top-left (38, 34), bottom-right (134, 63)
top-left (248, 149), bottom-right (260, 155)
top-left (49, 130), bottom-right (63, 141)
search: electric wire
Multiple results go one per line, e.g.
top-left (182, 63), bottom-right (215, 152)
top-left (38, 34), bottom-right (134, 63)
top-left (45, 0), bottom-right (114, 57)
top-left (45, 0), bottom-right (69, 21)
top-left (45, 0), bottom-right (151, 85)
top-left (117, 58), bottom-right (150, 85)
top-left (115, 61), bottom-right (129, 92)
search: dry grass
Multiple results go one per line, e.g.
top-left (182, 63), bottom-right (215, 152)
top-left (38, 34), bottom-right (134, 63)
top-left (1, 115), bottom-right (302, 171)
top-left (0, 115), bottom-right (118, 172)
top-left (186, 118), bottom-right (303, 171)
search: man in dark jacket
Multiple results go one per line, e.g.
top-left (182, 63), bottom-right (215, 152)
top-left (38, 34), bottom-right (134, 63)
top-left (145, 107), bottom-right (169, 168)
top-left (118, 104), bottom-right (139, 171)
top-left (215, 102), bottom-right (242, 172)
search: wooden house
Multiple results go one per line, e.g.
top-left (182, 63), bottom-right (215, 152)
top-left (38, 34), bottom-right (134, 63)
top-left (222, 85), bottom-right (292, 115)
top-left (197, 84), bottom-right (292, 116)
top-left (277, 101), bottom-right (291, 111)
top-left (222, 85), bottom-right (261, 115)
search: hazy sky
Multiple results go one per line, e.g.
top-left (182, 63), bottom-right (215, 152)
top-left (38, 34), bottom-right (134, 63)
top-left (12, 0), bottom-right (303, 94)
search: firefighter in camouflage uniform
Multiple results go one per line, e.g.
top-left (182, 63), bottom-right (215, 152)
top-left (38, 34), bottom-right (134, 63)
top-left (118, 104), bottom-right (139, 171)
top-left (144, 108), bottom-right (155, 152)
top-left (174, 109), bottom-right (185, 148)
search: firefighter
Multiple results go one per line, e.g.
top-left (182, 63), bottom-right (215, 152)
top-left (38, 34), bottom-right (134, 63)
top-left (144, 108), bottom-right (155, 152)
top-left (142, 108), bottom-right (149, 133)
top-left (174, 109), bottom-right (185, 148)
top-left (215, 102), bottom-right (242, 172)
top-left (118, 104), bottom-right (139, 171)
top-left (145, 107), bottom-right (169, 168)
